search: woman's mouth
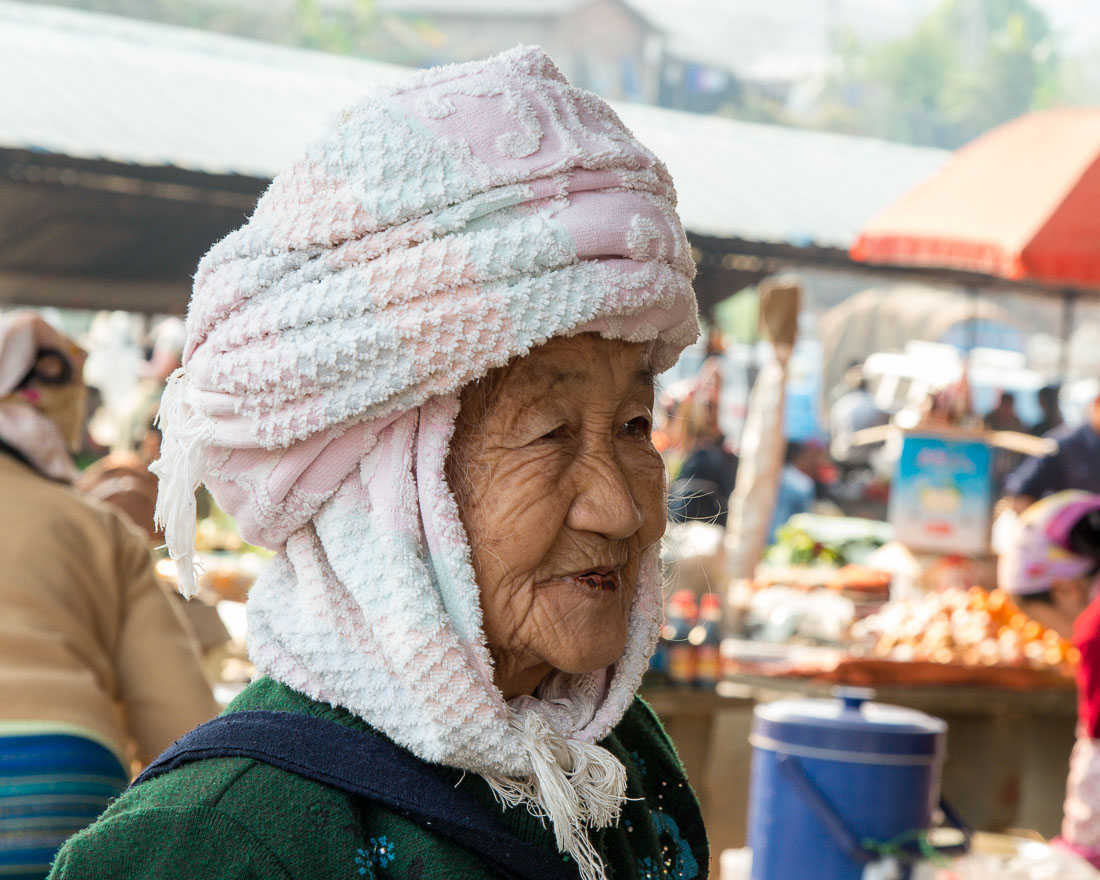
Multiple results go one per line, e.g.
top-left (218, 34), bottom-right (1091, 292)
top-left (572, 569), bottom-right (620, 592)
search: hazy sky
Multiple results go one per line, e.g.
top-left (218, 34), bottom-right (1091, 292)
top-left (1037, 0), bottom-right (1100, 52)
top-left (627, 0), bottom-right (1100, 78)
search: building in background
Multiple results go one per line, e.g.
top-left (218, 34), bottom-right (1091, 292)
top-left (376, 0), bottom-right (663, 102)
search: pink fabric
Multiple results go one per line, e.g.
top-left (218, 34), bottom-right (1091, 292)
top-left (1053, 835), bottom-right (1100, 871)
top-left (178, 48), bottom-right (694, 454)
top-left (160, 45), bottom-right (696, 566)
top-left (1063, 732), bottom-right (1100, 858)
top-left (1077, 595), bottom-right (1100, 739)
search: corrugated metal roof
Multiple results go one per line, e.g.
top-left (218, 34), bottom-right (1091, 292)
top-left (0, 2), bottom-right (409, 177)
top-left (614, 103), bottom-right (948, 247)
top-left (0, 0), bottom-right (947, 248)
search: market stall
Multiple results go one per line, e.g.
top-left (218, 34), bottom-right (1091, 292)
top-left (653, 282), bottom-right (1092, 875)
top-left (648, 110), bottom-right (1100, 876)
top-left (850, 106), bottom-right (1100, 380)
top-left (642, 676), bottom-right (1076, 863)
top-left (650, 508), bottom-right (1080, 851)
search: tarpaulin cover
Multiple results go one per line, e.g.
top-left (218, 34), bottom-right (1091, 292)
top-left (851, 108), bottom-right (1100, 288)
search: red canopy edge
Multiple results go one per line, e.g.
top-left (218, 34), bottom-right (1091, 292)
top-left (851, 234), bottom-right (1100, 287)
top-left (849, 234), bottom-right (1022, 278)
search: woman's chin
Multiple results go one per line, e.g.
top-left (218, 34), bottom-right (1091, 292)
top-left (545, 636), bottom-right (628, 677)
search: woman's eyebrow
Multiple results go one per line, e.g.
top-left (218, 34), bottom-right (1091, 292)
top-left (633, 366), bottom-right (656, 391)
top-left (521, 364), bottom-right (589, 389)
top-left (519, 363), bottom-right (654, 391)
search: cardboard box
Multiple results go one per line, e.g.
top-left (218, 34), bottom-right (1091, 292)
top-left (888, 430), bottom-right (994, 556)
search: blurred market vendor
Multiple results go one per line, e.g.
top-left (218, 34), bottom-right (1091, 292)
top-left (668, 357), bottom-right (739, 527)
top-left (74, 421), bottom-right (161, 542)
top-left (998, 492), bottom-right (1100, 869)
top-left (768, 440), bottom-right (818, 543)
top-left (998, 491), bottom-right (1100, 640)
top-left (0, 311), bottom-right (217, 880)
top-left (828, 363), bottom-right (888, 469)
top-left (1033, 383), bottom-right (1064, 437)
top-left (984, 390), bottom-right (1026, 433)
top-left (114, 317), bottom-right (184, 453)
top-left (49, 48), bottom-right (707, 880)
top-left (1004, 390), bottom-right (1100, 510)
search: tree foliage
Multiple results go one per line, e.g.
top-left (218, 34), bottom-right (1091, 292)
top-left (841, 0), bottom-right (1062, 147)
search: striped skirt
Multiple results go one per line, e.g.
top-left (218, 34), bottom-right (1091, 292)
top-left (0, 732), bottom-right (127, 880)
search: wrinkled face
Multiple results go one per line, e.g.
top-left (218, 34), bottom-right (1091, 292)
top-left (447, 334), bottom-right (667, 699)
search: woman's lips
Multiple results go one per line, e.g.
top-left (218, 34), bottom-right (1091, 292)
top-left (537, 567), bottom-right (625, 595)
top-left (571, 568), bottom-right (620, 592)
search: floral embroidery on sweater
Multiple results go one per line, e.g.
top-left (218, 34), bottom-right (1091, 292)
top-left (354, 846), bottom-right (376, 878)
top-left (649, 810), bottom-right (699, 880)
top-left (354, 836), bottom-right (396, 875)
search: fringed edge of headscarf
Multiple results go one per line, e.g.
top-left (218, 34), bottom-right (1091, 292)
top-left (149, 367), bottom-right (214, 599)
top-left (482, 709), bottom-right (627, 880)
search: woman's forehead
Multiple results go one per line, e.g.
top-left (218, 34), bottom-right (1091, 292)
top-left (508, 335), bottom-right (654, 387)
top-left (455, 335), bottom-right (656, 431)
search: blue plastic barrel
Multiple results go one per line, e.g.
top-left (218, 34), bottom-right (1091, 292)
top-left (747, 689), bottom-right (947, 880)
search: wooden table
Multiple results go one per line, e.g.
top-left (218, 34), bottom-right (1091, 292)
top-left (641, 675), bottom-right (1077, 861)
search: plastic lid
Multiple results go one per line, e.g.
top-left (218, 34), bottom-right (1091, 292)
top-left (752, 688), bottom-right (946, 759)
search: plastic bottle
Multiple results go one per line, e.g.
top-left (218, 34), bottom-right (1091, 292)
top-left (664, 590), bottom-right (698, 686)
top-left (690, 593), bottom-right (723, 689)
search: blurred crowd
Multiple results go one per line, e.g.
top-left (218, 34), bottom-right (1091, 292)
top-left (659, 336), bottom-right (1098, 538)
top-left (0, 311), bottom-right (216, 879)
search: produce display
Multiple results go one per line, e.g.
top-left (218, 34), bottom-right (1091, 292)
top-left (718, 578), bottom-right (1079, 690)
top-left (765, 514), bottom-right (894, 568)
top-left (825, 565), bottom-right (892, 596)
top-left (850, 586), bottom-right (1079, 675)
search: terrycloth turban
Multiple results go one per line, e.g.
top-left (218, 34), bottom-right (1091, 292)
top-left (154, 46), bottom-right (698, 880)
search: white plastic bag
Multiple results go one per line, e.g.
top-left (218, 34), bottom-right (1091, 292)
top-left (943, 840), bottom-right (1100, 880)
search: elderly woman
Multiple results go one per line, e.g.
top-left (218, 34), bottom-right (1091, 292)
top-left (50, 48), bottom-right (705, 880)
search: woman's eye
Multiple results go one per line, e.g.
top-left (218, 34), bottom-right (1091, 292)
top-left (619, 416), bottom-right (651, 438)
top-left (538, 425), bottom-right (568, 441)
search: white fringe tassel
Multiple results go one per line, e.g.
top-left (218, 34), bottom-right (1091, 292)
top-left (149, 368), bottom-right (213, 599)
top-left (484, 710), bottom-right (627, 880)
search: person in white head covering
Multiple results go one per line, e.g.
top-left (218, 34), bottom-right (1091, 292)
top-left (50, 47), bottom-right (706, 880)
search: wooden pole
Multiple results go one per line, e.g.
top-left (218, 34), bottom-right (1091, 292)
top-left (1061, 290), bottom-right (1077, 379)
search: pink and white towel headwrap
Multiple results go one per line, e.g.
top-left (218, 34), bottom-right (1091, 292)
top-left (154, 46), bottom-right (697, 880)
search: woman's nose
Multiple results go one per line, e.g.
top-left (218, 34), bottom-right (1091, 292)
top-left (566, 452), bottom-right (645, 540)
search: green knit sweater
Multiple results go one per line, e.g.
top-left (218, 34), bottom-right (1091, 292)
top-left (49, 678), bottom-right (708, 879)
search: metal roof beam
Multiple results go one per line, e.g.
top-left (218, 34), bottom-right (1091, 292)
top-left (0, 271), bottom-right (190, 315)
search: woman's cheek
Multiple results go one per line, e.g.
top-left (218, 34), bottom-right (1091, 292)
top-left (476, 450), bottom-right (569, 545)
top-left (624, 446), bottom-right (667, 542)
